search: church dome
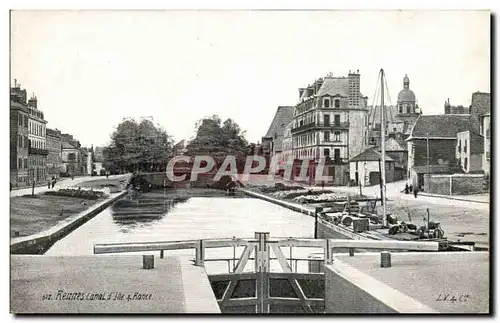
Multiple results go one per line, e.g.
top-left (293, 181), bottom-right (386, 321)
top-left (397, 74), bottom-right (416, 103)
top-left (398, 89), bottom-right (416, 103)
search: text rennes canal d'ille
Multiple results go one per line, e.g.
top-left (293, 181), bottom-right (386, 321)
top-left (42, 290), bottom-right (152, 302)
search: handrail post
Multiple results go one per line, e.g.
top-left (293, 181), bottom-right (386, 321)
top-left (255, 232), bottom-right (270, 314)
top-left (195, 239), bottom-right (204, 266)
top-left (324, 239), bottom-right (333, 265)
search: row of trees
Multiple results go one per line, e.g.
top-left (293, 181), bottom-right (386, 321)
top-left (103, 115), bottom-right (251, 173)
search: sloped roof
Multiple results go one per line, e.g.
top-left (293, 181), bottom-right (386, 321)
top-left (384, 137), bottom-right (406, 151)
top-left (264, 106), bottom-right (295, 152)
top-left (316, 77), bottom-right (349, 97)
top-left (350, 148), bottom-right (395, 162)
top-left (470, 92), bottom-right (490, 116)
top-left (62, 141), bottom-right (78, 149)
top-left (410, 114), bottom-right (473, 138)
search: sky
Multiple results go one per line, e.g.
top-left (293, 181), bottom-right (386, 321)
top-left (10, 10), bottom-right (490, 147)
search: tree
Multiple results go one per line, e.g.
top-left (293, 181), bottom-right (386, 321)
top-left (185, 115), bottom-right (248, 166)
top-left (104, 118), bottom-right (174, 173)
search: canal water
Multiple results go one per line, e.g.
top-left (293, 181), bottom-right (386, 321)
top-left (45, 195), bottom-right (320, 273)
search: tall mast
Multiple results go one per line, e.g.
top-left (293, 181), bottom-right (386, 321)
top-left (380, 69), bottom-right (387, 227)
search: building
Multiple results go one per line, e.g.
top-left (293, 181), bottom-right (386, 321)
top-left (46, 128), bottom-right (63, 179)
top-left (469, 92), bottom-right (490, 133)
top-left (481, 114), bottom-right (490, 175)
top-left (291, 71), bottom-right (369, 185)
top-left (407, 114), bottom-right (473, 190)
top-left (10, 81), bottom-right (30, 187)
top-left (444, 99), bottom-right (470, 114)
top-left (367, 74), bottom-right (420, 148)
top-left (456, 130), bottom-right (484, 173)
top-left (61, 134), bottom-right (82, 176)
top-left (25, 93), bottom-right (49, 184)
top-left (93, 146), bottom-right (106, 175)
top-left (173, 140), bottom-right (188, 156)
top-left (261, 106), bottom-right (295, 170)
top-left (383, 137), bottom-right (407, 180)
top-left (349, 148), bottom-right (396, 187)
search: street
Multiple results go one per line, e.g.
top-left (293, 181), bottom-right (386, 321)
top-left (9, 174), bottom-right (130, 198)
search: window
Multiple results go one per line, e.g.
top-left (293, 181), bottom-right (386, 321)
top-left (464, 141), bottom-right (467, 153)
top-left (23, 158), bottom-right (27, 169)
top-left (68, 153), bottom-right (76, 161)
top-left (334, 115), bottom-right (340, 126)
top-left (24, 115), bottom-right (28, 127)
top-left (399, 105), bottom-right (403, 114)
top-left (464, 157), bottom-right (468, 170)
top-left (24, 136), bottom-right (28, 148)
top-left (324, 148), bottom-right (330, 157)
top-left (324, 131), bottom-right (330, 142)
top-left (486, 129), bottom-right (490, 139)
top-left (18, 113), bottom-right (23, 126)
top-left (334, 149), bottom-right (341, 162)
top-left (18, 158), bottom-right (22, 169)
top-left (324, 98), bottom-right (330, 108)
top-left (334, 131), bottom-right (341, 142)
top-left (324, 115), bottom-right (330, 126)
top-left (334, 99), bottom-right (340, 108)
top-left (458, 140), bottom-right (461, 153)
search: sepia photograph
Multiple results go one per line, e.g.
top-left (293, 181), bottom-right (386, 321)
top-left (9, 8), bottom-right (491, 314)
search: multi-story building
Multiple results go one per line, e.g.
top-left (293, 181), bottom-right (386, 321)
top-left (456, 130), bottom-right (484, 173)
top-left (444, 99), bottom-right (470, 114)
top-left (291, 71), bottom-right (369, 185)
top-left (261, 106), bottom-right (295, 172)
top-left (481, 114), bottom-right (490, 175)
top-left (93, 146), bottom-right (106, 175)
top-left (10, 81), bottom-right (30, 187)
top-left (61, 134), bottom-right (82, 176)
top-left (46, 128), bottom-right (63, 179)
top-left (26, 93), bottom-right (48, 184)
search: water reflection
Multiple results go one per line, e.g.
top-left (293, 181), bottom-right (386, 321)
top-left (110, 195), bottom-right (188, 227)
top-left (46, 196), bottom-right (316, 271)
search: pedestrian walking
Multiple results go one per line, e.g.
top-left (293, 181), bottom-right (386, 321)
top-left (404, 183), bottom-right (409, 194)
top-left (106, 172), bottom-right (109, 179)
top-left (321, 181), bottom-right (325, 189)
top-left (413, 186), bottom-right (418, 198)
top-left (47, 180), bottom-right (51, 189)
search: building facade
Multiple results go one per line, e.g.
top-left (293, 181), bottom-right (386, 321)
top-left (10, 82), bottom-right (30, 187)
top-left (456, 130), bottom-right (484, 173)
top-left (26, 94), bottom-right (48, 184)
top-left (407, 114), bottom-right (473, 190)
top-left (444, 99), bottom-right (470, 114)
top-left (61, 134), bottom-right (82, 176)
top-left (367, 75), bottom-right (420, 147)
top-left (481, 114), bottom-right (490, 175)
top-left (291, 71), bottom-right (369, 185)
top-left (349, 148), bottom-right (396, 187)
top-left (261, 106), bottom-right (295, 172)
top-left (46, 128), bottom-right (63, 178)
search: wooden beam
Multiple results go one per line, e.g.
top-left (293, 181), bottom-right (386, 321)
top-left (328, 239), bottom-right (439, 251)
top-left (268, 273), bottom-right (324, 281)
top-left (270, 244), bottom-right (292, 273)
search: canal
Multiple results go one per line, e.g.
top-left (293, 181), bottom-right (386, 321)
top-left (45, 194), bottom-right (320, 273)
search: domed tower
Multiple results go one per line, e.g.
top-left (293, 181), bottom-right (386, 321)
top-left (397, 74), bottom-right (418, 115)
